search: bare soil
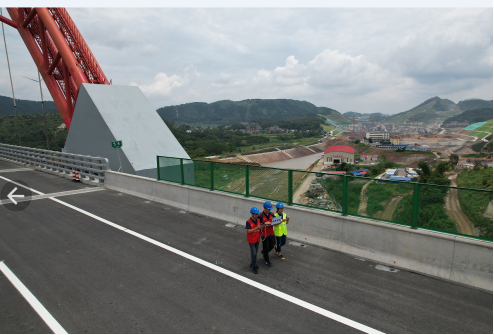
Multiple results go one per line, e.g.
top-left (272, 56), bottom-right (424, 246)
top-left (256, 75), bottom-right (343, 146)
top-left (444, 173), bottom-right (475, 236)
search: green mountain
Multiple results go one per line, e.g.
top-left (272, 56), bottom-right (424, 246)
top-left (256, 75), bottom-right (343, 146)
top-left (457, 99), bottom-right (493, 112)
top-left (381, 97), bottom-right (459, 124)
top-left (442, 108), bottom-right (493, 126)
top-left (0, 113), bottom-right (67, 150)
top-left (0, 95), bottom-right (58, 117)
top-left (157, 99), bottom-right (350, 125)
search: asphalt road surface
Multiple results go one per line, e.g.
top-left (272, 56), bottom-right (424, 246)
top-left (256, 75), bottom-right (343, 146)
top-left (0, 159), bottom-right (492, 334)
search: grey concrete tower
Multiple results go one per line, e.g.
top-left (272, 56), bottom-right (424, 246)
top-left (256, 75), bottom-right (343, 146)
top-left (64, 84), bottom-right (190, 178)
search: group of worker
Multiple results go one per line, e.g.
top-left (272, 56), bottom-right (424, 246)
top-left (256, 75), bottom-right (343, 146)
top-left (246, 201), bottom-right (289, 274)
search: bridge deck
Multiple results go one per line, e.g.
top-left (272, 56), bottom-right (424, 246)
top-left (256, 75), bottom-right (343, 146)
top-left (0, 159), bottom-right (492, 334)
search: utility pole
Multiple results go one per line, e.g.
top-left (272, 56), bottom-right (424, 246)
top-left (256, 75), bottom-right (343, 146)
top-left (1, 8), bottom-right (21, 146)
top-left (38, 71), bottom-right (50, 150)
top-left (352, 115), bottom-right (356, 132)
top-left (370, 115), bottom-right (375, 131)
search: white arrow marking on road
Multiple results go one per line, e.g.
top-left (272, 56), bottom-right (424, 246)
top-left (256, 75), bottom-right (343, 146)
top-left (7, 187), bottom-right (24, 205)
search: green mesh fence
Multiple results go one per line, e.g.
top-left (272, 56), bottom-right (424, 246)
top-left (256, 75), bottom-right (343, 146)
top-left (292, 171), bottom-right (343, 212)
top-left (345, 175), bottom-right (368, 217)
top-left (214, 162), bottom-right (247, 195)
top-left (320, 172), bottom-right (344, 212)
top-left (417, 184), bottom-right (457, 234)
top-left (185, 159), bottom-right (210, 189)
top-left (157, 155), bottom-right (493, 241)
top-left (456, 188), bottom-right (492, 240)
top-left (417, 186), bottom-right (494, 240)
top-left (157, 157), bottom-right (182, 183)
top-left (249, 166), bottom-right (289, 203)
top-left (356, 177), bottom-right (414, 225)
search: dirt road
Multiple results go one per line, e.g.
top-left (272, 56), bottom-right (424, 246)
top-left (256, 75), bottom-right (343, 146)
top-left (357, 173), bottom-right (385, 217)
top-left (292, 158), bottom-right (324, 204)
top-left (381, 196), bottom-right (404, 221)
top-left (444, 174), bottom-right (475, 235)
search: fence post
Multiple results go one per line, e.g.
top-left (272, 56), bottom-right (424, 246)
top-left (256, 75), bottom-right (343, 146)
top-left (210, 161), bottom-right (214, 191)
top-left (342, 175), bottom-right (348, 216)
top-left (288, 170), bottom-right (293, 205)
top-left (180, 158), bottom-right (184, 185)
top-left (245, 164), bottom-right (250, 197)
top-left (156, 156), bottom-right (160, 180)
top-left (412, 182), bottom-right (420, 229)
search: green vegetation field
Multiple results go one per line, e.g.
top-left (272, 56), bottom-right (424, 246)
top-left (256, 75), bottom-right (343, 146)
top-left (457, 168), bottom-right (493, 239)
top-left (321, 124), bottom-right (335, 132)
top-left (466, 119), bottom-right (492, 139)
top-left (238, 134), bottom-right (321, 153)
top-left (366, 182), bottom-right (413, 220)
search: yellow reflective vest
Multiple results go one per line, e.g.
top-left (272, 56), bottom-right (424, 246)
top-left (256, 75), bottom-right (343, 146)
top-left (274, 212), bottom-right (287, 237)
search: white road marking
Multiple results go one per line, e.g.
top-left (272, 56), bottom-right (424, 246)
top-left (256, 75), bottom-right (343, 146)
top-left (0, 168), bottom-right (32, 173)
top-left (0, 261), bottom-right (67, 334)
top-left (0, 187), bottom-right (102, 205)
top-left (0, 175), bottom-right (384, 334)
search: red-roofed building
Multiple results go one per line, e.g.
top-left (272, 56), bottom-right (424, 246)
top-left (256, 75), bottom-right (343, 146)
top-left (323, 145), bottom-right (355, 165)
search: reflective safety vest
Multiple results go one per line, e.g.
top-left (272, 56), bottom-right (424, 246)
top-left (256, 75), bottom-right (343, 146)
top-left (246, 217), bottom-right (261, 244)
top-left (274, 212), bottom-right (287, 237)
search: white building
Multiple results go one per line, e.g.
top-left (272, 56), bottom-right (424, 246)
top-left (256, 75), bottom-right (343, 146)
top-left (366, 132), bottom-right (390, 141)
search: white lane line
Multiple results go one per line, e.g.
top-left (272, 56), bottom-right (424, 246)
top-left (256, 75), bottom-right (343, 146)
top-left (0, 168), bottom-right (32, 173)
top-left (1, 175), bottom-right (384, 334)
top-left (0, 188), bottom-right (102, 205)
top-left (0, 261), bottom-right (67, 334)
top-left (0, 176), bottom-right (44, 195)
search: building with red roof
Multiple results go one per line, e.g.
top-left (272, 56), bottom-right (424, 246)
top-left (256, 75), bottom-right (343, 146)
top-left (323, 145), bottom-right (355, 165)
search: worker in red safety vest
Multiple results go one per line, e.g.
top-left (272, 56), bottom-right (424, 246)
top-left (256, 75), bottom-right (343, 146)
top-left (259, 201), bottom-right (276, 267)
top-left (246, 207), bottom-right (262, 274)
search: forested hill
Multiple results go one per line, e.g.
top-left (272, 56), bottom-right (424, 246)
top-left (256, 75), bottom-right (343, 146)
top-left (457, 99), bottom-right (493, 112)
top-left (0, 95), bottom-right (58, 117)
top-left (442, 107), bottom-right (493, 125)
top-left (380, 96), bottom-right (458, 124)
top-left (157, 99), bottom-right (350, 125)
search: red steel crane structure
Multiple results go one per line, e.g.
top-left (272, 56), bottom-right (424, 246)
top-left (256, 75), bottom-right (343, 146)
top-left (0, 8), bottom-right (109, 130)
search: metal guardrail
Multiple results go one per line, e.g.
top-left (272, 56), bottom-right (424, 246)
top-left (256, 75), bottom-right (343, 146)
top-left (0, 143), bottom-right (109, 183)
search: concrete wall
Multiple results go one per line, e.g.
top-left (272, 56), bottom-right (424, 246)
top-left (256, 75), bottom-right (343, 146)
top-left (105, 171), bottom-right (493, 291)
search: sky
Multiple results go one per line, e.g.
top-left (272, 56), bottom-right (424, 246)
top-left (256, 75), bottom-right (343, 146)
top-left (0, 4), bottom-right (492, 115)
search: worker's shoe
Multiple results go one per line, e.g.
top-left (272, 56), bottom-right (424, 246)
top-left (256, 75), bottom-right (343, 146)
top-left (252, 266), bottom-right (258, 274)
top-left (278, 254), bottom-right (285, 260)
top-left (265, 261), bottom-right (272, 267)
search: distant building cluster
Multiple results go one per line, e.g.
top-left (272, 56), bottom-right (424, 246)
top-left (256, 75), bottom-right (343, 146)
top-left (378, 167), bottom-right (418, 183)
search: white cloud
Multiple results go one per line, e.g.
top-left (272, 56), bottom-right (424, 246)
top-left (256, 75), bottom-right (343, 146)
top-left (0, 8), bottom-right (491, 116)
top-left (136, 65), bottom-right (199, 98)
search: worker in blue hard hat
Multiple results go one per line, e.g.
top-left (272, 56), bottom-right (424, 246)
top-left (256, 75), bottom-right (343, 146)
top-left (274, 202), bottom-right (289, 260)
top-left (246, 207), bottom-right (262, 274)
top-left (259, 201), bottom-right (276, 267)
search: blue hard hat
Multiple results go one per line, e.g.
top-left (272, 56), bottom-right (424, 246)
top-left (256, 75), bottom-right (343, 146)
top-left (250, 207), bottom-right (260, 214)
top-left (263, 201), bottom-right (273, 209)
top-left (276, 202), bottom-right (284, 209)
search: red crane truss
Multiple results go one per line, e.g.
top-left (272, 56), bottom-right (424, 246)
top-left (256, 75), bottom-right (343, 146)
top-left (0, 8), bottom-right (109, 130)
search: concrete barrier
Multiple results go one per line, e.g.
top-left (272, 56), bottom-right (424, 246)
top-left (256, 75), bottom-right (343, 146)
top-left (105, 171), bottom-right (493, 291)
